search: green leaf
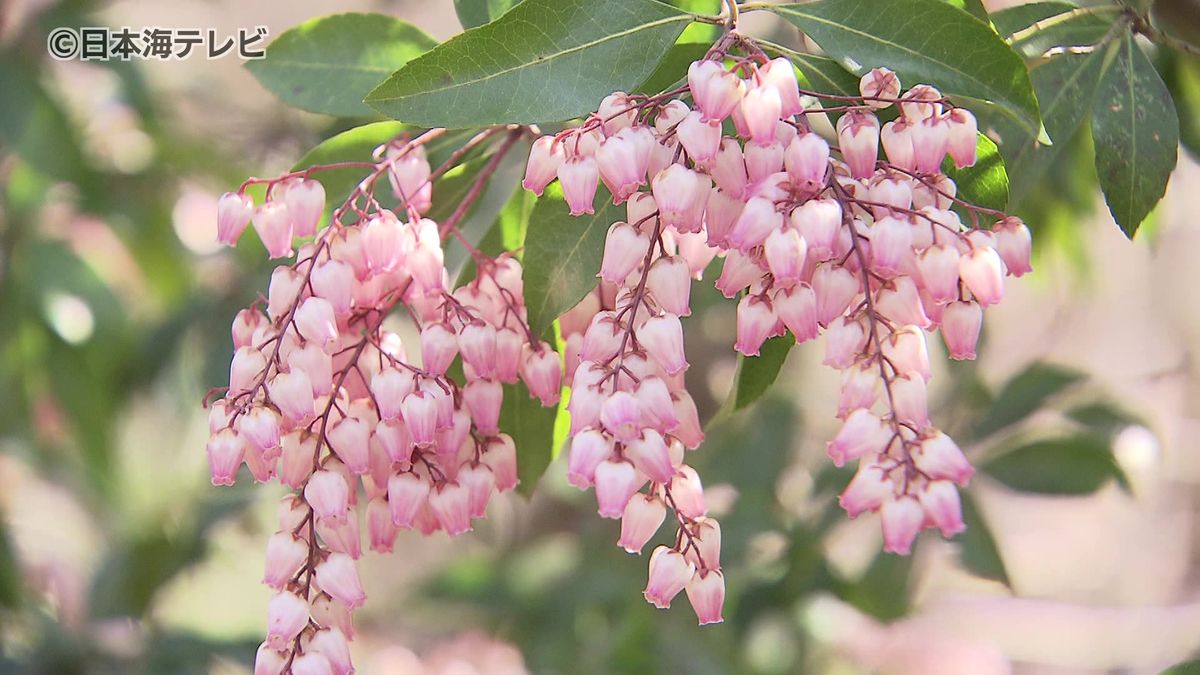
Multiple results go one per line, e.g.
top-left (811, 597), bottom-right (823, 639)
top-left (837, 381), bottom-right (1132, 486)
top-left (522, 184), bottom-right (621, 335)
top-left (365, 0), bottom-right (693, 127)
top-left (500, 381), bottom-right (560, 496)
top-left (246, 13), bottom-right (437, 117)
top-left (982, 435), bottom-right (1128, 495)
top-left (992, 48), bottom-right (1109, 206)
top-left (943, 133), bottom-right (1009, 212)
top-left (292, 121), bottom-right (409, 204)
top-left (454, 0), bottom-right (524, 29)
top-left (957, 493), bottom-right (1009, 585)
top-left (971, 362), bottom-right (1083, 440)
top-left (0, 55), bottom-right (87, 183)
top-left (1091, 34), bottom-right (1180, 237)
top-left (992, 2), bottom-right (1113, 60)
top-left (1161, 660), bottom-right (1200, 675)
top-left (636, 41), bottom-right (712, 95)
top-left (773, 0), bottom-right (1042, 134)
top-left (944, 0), bottom-right (990, 24)
top-left (0, 518), bottom-right (22, 609)
top-left (1158, 50), bottom-right (1200, 161)
top-left (730, 335), bottom-right (794, 410)
top-left (1066, 401), bottom-right (1139, 437)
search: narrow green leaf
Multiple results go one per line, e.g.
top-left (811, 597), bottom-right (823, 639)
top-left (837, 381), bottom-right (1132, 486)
top-left (990, 48), bottom-right (1109, 206)
top-left (522, 184), bottom-right (621, 335)
top-left (454, 0), bottom-right (524, 29)
top-left (247, 13), bottom-right (437, 117)
top-left (0, 517), bottom-right (22, 609)
top-left (1066, 401), bottom-right (1139, 437)
top-left (1091, 34), bottom-right (1180, 237)
top-left (1157, 50), bottom-right (1200, 161)
top-left (957, 493), bottom-right (1009, 585)
top-left (971, 362), bottom-right (1083, 440)
top-left (943, 133), bottom-right (1009, 212)
top-left (982, 435), bottom-right (1128, 495)
top-left (773, 0), bottom-right (1042, 133)
top-left (500, 381), bottom-right (560, 496)
top-left (731, 335), bottom-right (794, 410)
top-left (365, 0), bottom-right (692, 127)
top-left (992, 2), bottom-right (1113, 60)
top-left (292, 121), bottom-right (409, 204)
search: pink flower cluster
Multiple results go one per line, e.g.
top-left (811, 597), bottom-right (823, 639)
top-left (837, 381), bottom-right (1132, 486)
top-left (523, 57), bottom-right (1032, 572)
top-left (209, 130), bottom-right (561, 675)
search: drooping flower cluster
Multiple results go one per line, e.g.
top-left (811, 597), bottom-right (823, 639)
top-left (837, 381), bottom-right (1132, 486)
top-left (208, 127), bottom-right (560, 674)
top-left (523, 48), bottom-right (1031, 578)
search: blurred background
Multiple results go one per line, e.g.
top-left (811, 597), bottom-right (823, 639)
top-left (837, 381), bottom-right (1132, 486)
top-left (1, 0), bottom-right (1199, 673)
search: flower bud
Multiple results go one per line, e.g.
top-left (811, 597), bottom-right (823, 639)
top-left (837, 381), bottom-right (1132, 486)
top-left (596, 127), bottom-right (652, 201)
top-left (268, 266), bottom-right (304, 321)
top-left (838, 363), bottom-right (879, 418)
top-left (311, 260), bottom-right (354, 316)
top-left (558, 156), bottom-right (600, 216)
top-left (652, 164), bottom-right (711, 234)
top-left (270, 370), bottom-right (315, 423)
top-left (291, 654), bottom-right (334, 675)
top-left (639, 313), bottom-right (688, 376)
top-left (688, 59), bottom-right (744, 122)
top-left (891, 372), bottom-right (929, 428)
top-left (916, 430), bottom-right (974, 486)
top-left (255, 642), bottom-right (285, 675)
top-left (400, 391), bottom-right (438, 448)
top-left (458, 321), bottom-right (498, 379)
top-left (729, 196), bottom-right (783, 253)
top-left (644, 546), bottom-right (694, 609)
top-left (812, 264), bottom-right (859, 326)
top-left (207, 428), bottom-right (245, 486)
top-left (217, 192), bottom-right (255, 245)
top-left (295, 297), bottom-right (338, 347)
top-left (876, 277), bottom-right (931, 329)
top-left (882, 325), bottom-right (931, 381)
top-left (388, 472), bottom-right (430, 528)
top-left (266, 591), bottom-right (309, 651)
top-left (840, 463), bottom-right (892, 517)
top-left (458, 463), bottom-right (496, 519)
top-left (712, 139), bottom-right (749, 196)
top-left (790, 198), bottom-right (841, 261)
top-left (860, 67), bottom-right (901, 109)
top-left (598, 92), bottom-right (637, 135)
top-left (635, 376), bottom-right (679, 434)
top-left (327, 417), bottom-right (370, 475)
top-left (306, 469), bottom-right (350, 521)
top-left (959, 247), bottom-right (1005, 306)
top-left (595, 459), bottom-right (643, 518)
top-left (945, 108), bottom-right (978, 169)
top-left (919, 481), bottom-right (966, 537)
top-left (314, 553), bottom-right (366, 608)
top-left (994, 217), bottom-right (1032, 277)
top-left (307, 628), bottom-right (353, 675)
top-left (281, 178), bottom-right (325, 239)
top-left (827, 408), bottom-right (889, 467)
top-left (686, 569), bottom-right (725, 625)
top-left (739, 82), bottom-right (783, 146)
top-left (600, 221), bottom-right (650, 284)
top-left (774, 283), bottom-right (819, 342)
top-left (600, 391), bottom-right (642, 443)
top-left (463, 378), bottom-right (503, 436)
top-left (676, 111), bottom-right (722, 167)
top-left (253, 202), bottom-right (294, 258)
top-left (523, 135), bottom-right (565, 196)
top-left (764, 227), bottom-right (807, 284)
top-left (619, 494), bottom-right (666, 554)
top-left (567, 429), bottom-right (615, 488)
top-left (627, 429), bottom-right (675, 484)
top-left (880, 119), bottom-right (917, 171)
top-left (521, 346), bottom-right (562, 406)
top-left (714, 250), bottom-right (760, 299)
top-left (735, 294), bottom-right (777, 357)
top-left (784, 133), bottom-right (831, 189)
top-left (668, 465), bottom-right (707, 518)
top-left (429, 481), bottom-right (472, 536)
top-left (941, 300), bottom-right (982, 360)
top-left (762, 57), bottom-right (803, 116)
top-left (836, 110), bottom-right (880, 179)
top-left (881, 497), bottom-right (925, 555)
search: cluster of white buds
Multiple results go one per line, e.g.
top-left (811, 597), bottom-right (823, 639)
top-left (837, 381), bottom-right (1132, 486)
top-left (523, 49), bottom-right (1033, 582)
top-left (209, 128), bottom-right (560, 674)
